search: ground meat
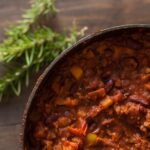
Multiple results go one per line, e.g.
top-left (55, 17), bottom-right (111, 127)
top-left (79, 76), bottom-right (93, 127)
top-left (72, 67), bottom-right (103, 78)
top-left (115, 102), bottom-right (146, 125)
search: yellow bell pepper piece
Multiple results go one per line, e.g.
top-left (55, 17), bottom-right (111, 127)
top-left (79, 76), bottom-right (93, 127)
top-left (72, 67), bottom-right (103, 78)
top-left (86, 133), bottom-right (97, 144)
top-left (70, 65), bottom-right (83, 80)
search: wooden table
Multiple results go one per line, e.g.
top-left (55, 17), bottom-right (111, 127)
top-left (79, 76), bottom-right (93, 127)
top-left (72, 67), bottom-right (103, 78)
top-left (0, 0), bottom-right (150, 149)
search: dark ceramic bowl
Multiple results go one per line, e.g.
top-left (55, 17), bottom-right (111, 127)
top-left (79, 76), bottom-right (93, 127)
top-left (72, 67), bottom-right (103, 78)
top-left (21, 24), bottom-right (150, 149)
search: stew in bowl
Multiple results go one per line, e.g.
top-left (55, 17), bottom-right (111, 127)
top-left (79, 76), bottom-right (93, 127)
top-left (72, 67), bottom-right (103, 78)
top-left (23, 25), bottom-right (150, 150)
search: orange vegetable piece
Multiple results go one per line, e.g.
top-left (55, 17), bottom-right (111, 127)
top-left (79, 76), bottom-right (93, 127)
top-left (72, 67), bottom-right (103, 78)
top-left (145, 83), bottom-right (150, 91)
top-left (88, 88), bottom-right (106, 99)
top-left (70, 65), bottom-right (83, 80)
top-left (101, 96), bottom-right (113, 109)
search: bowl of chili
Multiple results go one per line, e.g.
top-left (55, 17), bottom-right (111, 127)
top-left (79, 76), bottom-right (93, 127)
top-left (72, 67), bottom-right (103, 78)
top-left (22, 24), bottom-right (150, 150)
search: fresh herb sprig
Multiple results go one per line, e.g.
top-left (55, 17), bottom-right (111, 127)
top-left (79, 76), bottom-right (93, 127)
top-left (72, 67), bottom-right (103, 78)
top-left (0, 0), bottom-right (86, 101)
top-left (0, 0), bottom-right (56, 62)
top-left (0, 27), bottom-right (78, 99)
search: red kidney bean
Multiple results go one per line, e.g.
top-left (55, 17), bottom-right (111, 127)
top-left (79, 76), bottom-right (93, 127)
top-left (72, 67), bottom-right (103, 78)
top-left (105, 79), bottom-right (114, 93)
top-left (129, 95), bottom-right (149, 107)
top-left (120, 57), bottom-right (139, 71)
top-left (70, 83), bottom-right (78, 96)
top-left (126, 38), bottom-right (143, 50)
top-left (103, 48), bottom-right (114, 57)
top-left (45, 113), bottom-right (59, 125)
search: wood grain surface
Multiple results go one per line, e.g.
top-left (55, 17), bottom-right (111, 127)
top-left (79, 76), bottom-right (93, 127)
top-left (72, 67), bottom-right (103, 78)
top-left (0, 0), bottom-right (150, 149)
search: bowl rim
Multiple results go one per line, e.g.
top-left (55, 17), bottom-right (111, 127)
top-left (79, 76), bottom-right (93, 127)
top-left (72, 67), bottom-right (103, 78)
top-left (20, 24), bottom-right (150, 149)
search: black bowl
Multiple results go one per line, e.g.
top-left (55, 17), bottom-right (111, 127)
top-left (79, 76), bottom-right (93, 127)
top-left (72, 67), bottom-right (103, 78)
top-left (21, 24), bottom-right (150, 149)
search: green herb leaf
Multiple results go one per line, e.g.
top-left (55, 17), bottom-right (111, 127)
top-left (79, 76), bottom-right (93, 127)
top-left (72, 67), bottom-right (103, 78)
top-left (0, 0), bottom-right (86, 101)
